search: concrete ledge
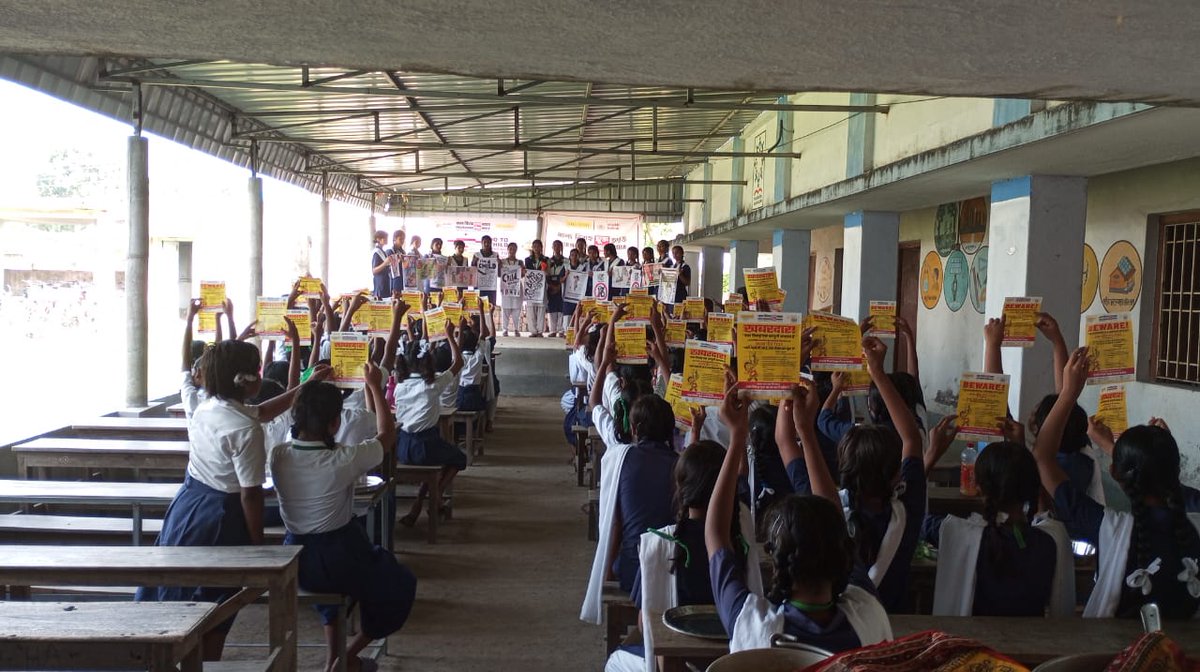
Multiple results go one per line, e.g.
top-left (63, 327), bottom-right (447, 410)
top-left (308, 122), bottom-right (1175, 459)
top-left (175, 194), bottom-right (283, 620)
top-left (493, 338), bottom-right (570, 397)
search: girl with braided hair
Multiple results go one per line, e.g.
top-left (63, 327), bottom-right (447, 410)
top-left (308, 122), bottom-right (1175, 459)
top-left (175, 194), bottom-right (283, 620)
top-left (1036, 347), bottom-right (1200, 620)
top-left (707, 382), bottom-right (890, 654)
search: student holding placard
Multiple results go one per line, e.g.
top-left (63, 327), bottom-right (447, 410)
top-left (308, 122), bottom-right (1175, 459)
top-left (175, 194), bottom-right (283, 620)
top-left (614, 320), bottom-right (650, 365)
top-left (1001, 297), bottom-right (1042, 347)
top-left (547, 240), bottom-right (567, 337)
top-left (681, 340), bottom-right (732, 404)
top-left (330, 332), bottom-right (370, 388)
top-left (735, 311), bottom-right (803, 399)
top-left (807, 312), bottom-right (865, 371)
top-left (1084, 313), bottom-right (1136, 383)
top-left (499, 242), bottom-right (525, 336)
top-left (705, 312), bottom-right (734, 344)
top-left (956, 372), bottom-right (1010, 442)
top-left (670, 245), bottom-right (691, 305)
top-left (743, 267), bottom-right (780, 307)
top-left (865, 301), bottom-right (896, 338)
top-left (471, 235), bottom-right (500, 306)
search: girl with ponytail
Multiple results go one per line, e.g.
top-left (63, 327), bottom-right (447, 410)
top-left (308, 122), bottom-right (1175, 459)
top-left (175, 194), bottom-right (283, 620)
top-left (1036, 347), bottom-right (1200, 620)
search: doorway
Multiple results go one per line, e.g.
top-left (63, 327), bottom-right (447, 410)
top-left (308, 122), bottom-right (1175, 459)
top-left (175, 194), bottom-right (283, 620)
top-left (895, 242), bottom-right (921, 371)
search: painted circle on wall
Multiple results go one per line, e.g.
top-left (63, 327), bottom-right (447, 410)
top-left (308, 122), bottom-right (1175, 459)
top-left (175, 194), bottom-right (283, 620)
top-left (1099, 240), bottom-right (1142, 313)
top-left (934, 203), bottom-right (959, 256)
top-left (943, 249), bottom-right (970, 312)
top-left (1081, 243), bottom-right (1099, 313)
top-left (958, 197), bottom-right (989, 255)
top-left (920, 251), bottom-right (943, 309)
top-left (969, 245), bottom-right (989, 314)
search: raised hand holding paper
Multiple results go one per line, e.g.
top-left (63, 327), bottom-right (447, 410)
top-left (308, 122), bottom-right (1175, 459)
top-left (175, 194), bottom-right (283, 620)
top-left (807, 312), bottom-right (865, 371)
top-left (1001, 297), bottom-right (1042, 347)
top-left (866, 300), bottom-right (896, 338)
top-left (330, 333), bottom-right (369, 388)
top-left (735, 311), bottom-right (803, 399)
top-left (1084, 313), bottom-right (1135, 383)
top-left (681, 339), bottom-right (732, 403)
top-left (706, 312), bottom-right (734, 343)
top-left (956, 372), bottom-right (1010, 441)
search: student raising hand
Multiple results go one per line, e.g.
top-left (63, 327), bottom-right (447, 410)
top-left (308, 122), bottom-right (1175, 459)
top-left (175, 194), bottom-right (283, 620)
top-left (707, 386), bottom-right (749, 560)
top-left (983, 317), bottom-right (1004, 374)
top-left (1035, 312), bottom-right (1069, 393)
top-left (862, 335), bottom-right (923, 462)
top-left (1032, 347), bottom-right (1089, 493)
top-left (924, 414), bottom-right (958, 476)
top-left (790, 381), bottom-right (839, 504)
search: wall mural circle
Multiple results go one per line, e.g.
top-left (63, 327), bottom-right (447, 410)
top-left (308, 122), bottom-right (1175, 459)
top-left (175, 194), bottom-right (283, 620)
top-left (1081, 243), bottom-right (1099, 313)
top-left (943, 249), bottom-right (970, 312)
top-left (1099, 240), bottom-right (1142, 313)
top-left (969, 245), bottom-right (989, 314)
top-left (934, 203), bottom-right (959, 256)
top-left (920, 250), bottom-right (944, 309)
top-left (958, 197), bottom-right (989, 255)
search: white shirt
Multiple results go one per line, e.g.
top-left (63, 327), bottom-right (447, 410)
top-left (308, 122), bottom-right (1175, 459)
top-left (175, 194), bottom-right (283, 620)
top-left (439, 369), bottom-right (460, 415)
top-left (460, 340), bottom-right (491, 386)
top-left (267, 438), bottom-right (383, 535)
top-left (263, 396), bottom-right (379, 455)
top-left (180, 371), bottom-right (207, 419)
top-left (187, 397), bottom-right (266, 493)
top-left (570, 345), bottom-right (597, 389)
top-left (394, 370), bottom-right (455, 433)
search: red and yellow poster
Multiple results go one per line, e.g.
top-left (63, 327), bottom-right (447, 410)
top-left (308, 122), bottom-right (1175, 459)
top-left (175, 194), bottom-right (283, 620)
top-left (744, 267), bottom-right (781, 305)
top-left (442, 287), bottom-right (461, 305)
top-left (1095, 383), bottom-right (1128, 438)
top-left (1002, 297), bottom-right (1042, 347)
top-left (197, 310), bottom-right (218, 335)
top-left (681, 339), bottom-right (733, 404)
top-left (255, 297), bottom-right (287, 339)
top-left (624, 293), bottom-right (653, 320)
top-left (463, 289), bottom-right (480, 311)
top-left (297, 276), bottom-right (323, 300)
top-left (564, 325), bottom-right (575, 350)
top-left (666, 373), bottom-right (697, 431)
top-left (579, 297), bottom-right (596, 318)
top-left (1085, 313), bottom-right (1135, 384)
top-left (424, 306), bottom-right (448, 341)
top-left (682, 297), bottom-right (706, 323)
top-left (956, 372), bottom-right (1010, 442)
top-left (866, 301), bottom-right (896, 338)
top-left (330, 332), bottom-right (369, 389)
top-left (842, 369), bottom-right (873, 397)
top-left (615, 320), bottom-right (649, 365)
top-left (807, 312), bottom-right (864, 371)
top-left (199, 281), bottom-right (226, 313)
top-left (363, 301), bottom-right (394, 336)
top-left (401, 290), bottom-right (424, 311)
top-left (591, 300), bottom-right (613, 324)
top-left (665, 318), bottom-right (687, 348)
top-left (736, 311), bottom-right (803, 399)
top-left (442, 301), bottom-right (463, 326)
top-left (706, 312), bottom-right (734, 344)
top-left (285, 309), bottom-right (311, 341)
top-left (723, 293), bottom-right (744, 315)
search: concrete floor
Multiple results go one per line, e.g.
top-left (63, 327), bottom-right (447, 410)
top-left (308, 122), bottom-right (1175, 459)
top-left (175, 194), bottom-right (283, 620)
top-left (225, 395), bottom-right (599, 671)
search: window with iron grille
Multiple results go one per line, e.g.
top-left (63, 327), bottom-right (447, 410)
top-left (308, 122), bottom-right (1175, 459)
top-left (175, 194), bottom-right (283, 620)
top-left (1153, 214), bottom-right (1200, 386)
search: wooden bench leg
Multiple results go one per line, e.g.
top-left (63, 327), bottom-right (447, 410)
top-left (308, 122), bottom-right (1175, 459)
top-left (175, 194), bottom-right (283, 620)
top-left (464, 417), bottom-right (475, 467)
top-left (332, 600), bottom-right (347, 672)
top-left (427, 476), bottom-right (440, 544)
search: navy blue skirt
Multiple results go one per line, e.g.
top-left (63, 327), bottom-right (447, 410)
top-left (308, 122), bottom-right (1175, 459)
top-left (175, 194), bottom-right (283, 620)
top-left (397, 426), bottom-right (467, 470)
top-left (547, 292), bottom-right (564, 312)
top-left (286, 521), bottom-right (417, 639)
top-left (137, 475), bottom-right (251, 629)
top-left (457, 383), bottom-right (485, 412)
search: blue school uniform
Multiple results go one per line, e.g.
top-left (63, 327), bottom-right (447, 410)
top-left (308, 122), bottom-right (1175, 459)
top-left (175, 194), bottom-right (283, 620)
top-left (1057, 450), bottom-right (1097, 500)
top-left (614, 439), bottom-right (678, 593)
top-left (394, 371), bottom-right (468, 471)
top-left (972, 526), bottom-right (1057, 616)
top-left (853, 456), bottom-right (926, 613)
top-left (621, 520), bottom-right (715, 658)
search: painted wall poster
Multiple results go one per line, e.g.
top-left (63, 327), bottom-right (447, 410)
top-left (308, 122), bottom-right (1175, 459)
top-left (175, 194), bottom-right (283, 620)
top-left (957, 196), bottom-right (989, 254)
top-left (934, 202), bottom-right (959, 256)
top-left (920, 251), bottom-right (944, 309)
top-left (749, 126), bottom-right (769, 211)
top-left (969, 245), bottom-right (989, 314)
top-left (814, 255), bottom-right (834, 309)
top-left (1081, 243), bottom-right (1099, 313)
top-left (943, 249), bottom-right (969, 312)
top-left (1099, 240), bottom-right (1142, 313)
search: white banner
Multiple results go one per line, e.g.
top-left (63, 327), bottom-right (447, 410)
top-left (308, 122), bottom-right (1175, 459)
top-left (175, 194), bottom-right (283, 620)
top-left (544, 211), bottom-right (642, 251)
top-left (500, 262), bottom-right (523, 298)
top-left (523, 270), bottom-right (546, 304)
top-left (564, 270), bottom-right (588, 303)
top-left (392, 215), bottom-right (538, 255)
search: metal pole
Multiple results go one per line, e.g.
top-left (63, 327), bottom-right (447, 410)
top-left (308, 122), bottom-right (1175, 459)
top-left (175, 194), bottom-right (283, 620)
top-left (126, 135), bottom-right (150, 408)
top-left (248, 176), bottom-right (264, 308)
top-left (320, 174), bottom-right (331, 283)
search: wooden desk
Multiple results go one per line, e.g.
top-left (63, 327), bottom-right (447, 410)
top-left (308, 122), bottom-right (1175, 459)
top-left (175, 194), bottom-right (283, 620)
top-left (0, 480), bottom-right (179, 545)
top-left (12, 438), bottom-right (190, 479)
top-left (0, 544), bottom-right (301, 671)
top-left (648, 610), bottom-right (1200, 669)
top-left (927, 485), bottom-right (985, 517)
top-left (0, 600), bottom-right (214, 671)
top-left (64, 417), bottom-right (189, 441)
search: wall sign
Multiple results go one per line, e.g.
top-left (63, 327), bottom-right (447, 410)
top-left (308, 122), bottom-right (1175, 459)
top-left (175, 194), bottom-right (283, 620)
top-left (934, 203), bottom-right (959, 256)
top-left (957, 197), bottom-right (989, 255)
top-left (969, 246), bottom-right (988, 314)
top-left (920, 250), bottom-right (944, 309)
top-left (943, 249), bottom-right (969, 312)
top-left (1099, 240), bottom-right (1142, 313)
top-left (1081, 243), bottom-right (1099, 313)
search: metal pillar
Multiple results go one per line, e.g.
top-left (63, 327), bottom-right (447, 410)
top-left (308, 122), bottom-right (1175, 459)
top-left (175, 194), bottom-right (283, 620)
top-left (319, 175), bottom-right (331, 282)
top-left (126, 135), bottom-right (150, 407)
top-left (248, 174), bottom-right (264, 307)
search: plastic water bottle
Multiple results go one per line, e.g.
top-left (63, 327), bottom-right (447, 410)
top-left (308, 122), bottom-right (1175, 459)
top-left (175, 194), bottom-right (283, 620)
top-left (960, 442), bottom-right (979, 497)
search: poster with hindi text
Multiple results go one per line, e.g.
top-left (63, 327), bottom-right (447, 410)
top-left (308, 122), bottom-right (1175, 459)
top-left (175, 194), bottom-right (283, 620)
top-left (442, 287), bottom-right (461, 305)
top-left (735, 311), bottom-right (803, 399)
top-left (706, 312), bottom-right (734, 343)
top-left (255, 297), bottom-right (287, 339)
top-left (842, 369), bottom-right (873, 397)
top-left (463, 289), bottom-right (480, 311)
top-left (363, 301), bottom-right (394, 336)
top-left (724, 294), bottom-right (744, 315)
top-left (682, 339), bottom-right (733, 403)
top-left (424, 307), bottom-right (448, 341)
top-left (1002, 297), bottom-right (1042, 347)
top-left (330, 333), bottom-right (369, 389)
top-left (199, 281), bottom-right (226, 313)
top-left (956, 372), bottom-right (1011, 442)
top-left (285, 309), bottom-right (311, 341)
top-left (543, 211), bottom-right (642, 252)
top-left (665, 318), bottom-right (687, 348)
top-left (744, 267), bottom-right (781, 305)
top-left (615, 320), bottom-right (649, 365)
top-left (297, 276), bottom-right (323, 300)
top-left (866, 301), bottom-right (896, 338)
top-left (591, 300), bottom-right (613, 324)
top-left (624, 293), bottom-right (653, 320)
top-left (807, 312), bottom-right (865, 371)
top-left (666, 374), bottom-right (696, 431)
top-left (441, 302), bottom-right (463, 326)
top-left (197, 310), bottom-right (218, 335)
top-left (682, 297), bottom-right (706, 323)
top-left (1084, 313), bottom-right (1135, 384)
top-left (1095, 383), bottom-right (1128, 438)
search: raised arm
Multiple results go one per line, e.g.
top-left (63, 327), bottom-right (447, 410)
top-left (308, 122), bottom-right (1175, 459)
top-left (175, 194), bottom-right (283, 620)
top-left (364, 362), bottom-right (396, 448)
top-left (588, 331), bottom-right (616, 410)
top-left (895, 316), bottom-right (920, 383)
top-left (445, 320), bottom-right (464, 375)
top-left (706, 385), bottom-right (749, 558)
top-left (822, 371), bottom-right (846, 413)
top-left (792, 381), bottom-right (839, 504)
top-left (257, 363), bottom-right (332, 422)
top-left (1035, 312), bottom-right (1068, 393)
top-left (182, 298), bottom-right (202, 372)
top-left (776, 388), bottom-right (802, 467)
top-left (863, 336), bottom-right (923, 461)
top-left (381, 299), bottom-right (408, 372)
top-left (1034, 347), bottom-right (1088, 494)
top-left (222, 298), bottom-right (237, 343)
top-left (572, 314), bottom-right (595, 349)
top-left (340, 293), bottom-right (368, 332)
top-left (283, 317), bottom-right (302, 390)
top-left (983, 317), bottom-right (1004, 374)
top-left (924, 415), bottom-right (958, 477)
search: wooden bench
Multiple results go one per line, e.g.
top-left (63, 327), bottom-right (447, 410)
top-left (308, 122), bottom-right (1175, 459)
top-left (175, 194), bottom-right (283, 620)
top-left (0, 545), bottom-right (302, 670)
top-left (602, 581), bottom-right (638, 656)
top-left (0, 480), bottom-right (180, 545)
top-left (927, 485), bottom-right (985, 517)
top-left (12, 438), bottom-right (190, 479)
top-left (586, 489), bottom-right (599, 542)
top-left (0, 600), bottom-right (215, 671)
top-left (571, 424), bottom-right (590, 487)
top-left (0, 513), bottom-right (293, 545)
top-left (60, 417), bottom-right (190, 441)
top-left (166, 402), bottom-right (187, 418)
top-left (453, 409), bottom-right (487, 466)
top-left (394, 465), bottom-right (443, 544)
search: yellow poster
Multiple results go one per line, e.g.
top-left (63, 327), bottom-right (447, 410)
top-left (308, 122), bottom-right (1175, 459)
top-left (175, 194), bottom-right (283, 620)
top-left (330, 332), bottom-right (369, 389)
top-left (463, 289), bottom-right (480, 311)
top-left (564, 326), bottom-right (575, 350)
top-left (866, 301), bottom-right (896, 338)
top-left (591, 301), bottom-right (613, 324)
top-left (1001, 297), bottom-right (1042, 347)
top-left (744, 267), bottom-right (781, 304)
top-left (364, 301), bottom-right (394, 336)
top-left (482, 296), bottom-right (492, 314)
top-left (615, 320), bottom-right (649, 365)
top-left (255, 297), bottom-right (287, 339)
top-left (285, 309), bottom-right (311, 341)
top-left (297, 276), bottom-right (323, 300)
top-left (681, 339), bottom-right (733, 404)
top-left (199, 281), bottom-right (226, 312)
top-left (724, 294), bottom-right (744, 315)
top-left (629, 287), bottom-right (650, 297)
top-left (197, 310), bottom-right (218, 335)
top-left (842, 369), bottom-right (873, 397)
top-left (424, 306), bottom-right (448, 341)
top-left (666, 374), bottom-right (693, 431)
top-left (442, 287), bottom-right (461, 305)
top-left (956, 372), bottom-right (1010, 442)
top-left (1095, 383), bottom-right (1128, 437)
top-left (429, 291), bottom-right (442, 306)
top-left (682, 297), bottom-right (706, 323)
top-left (1085, 313), bottom-right (1135, 384)
top-left (736, 311), bottom-right (803, 399)
top-left (401, 290), bottom-right (424, 311)
top-left (665, 318), bottom-right (687, 348)
top-left (442, 302), bottom-right (463, 326)
top-left (807, 311), bottom-right (864, 371)
top-left (706, 312), bottom-right (734, 343)
top-left (624, 293), bottom-right (653, 320)
top-left (579, 297), bottom-right (596, 317)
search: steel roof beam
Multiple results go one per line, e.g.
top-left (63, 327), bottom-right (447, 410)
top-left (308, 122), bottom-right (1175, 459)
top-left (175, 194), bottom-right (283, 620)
top-left (236, 136), bottom-right (801, 158)
top-left (383, 71), bottom-right (486, 188)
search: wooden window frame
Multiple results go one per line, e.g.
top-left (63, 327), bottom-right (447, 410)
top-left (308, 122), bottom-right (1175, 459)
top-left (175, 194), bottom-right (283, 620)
top-left (1149, 211), bottom-right (1200, 388)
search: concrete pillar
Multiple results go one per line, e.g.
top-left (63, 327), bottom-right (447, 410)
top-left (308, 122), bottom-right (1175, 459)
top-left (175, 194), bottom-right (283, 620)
top-left (773, 229), bottom-right (811, 313)
top-left (248, 176), bottom-right (264, 307)
top-left (369, 213), bottom-right (377, 239)
top-left (699, 245), bottom-right (725, 302)
top-left (841, 211), bottom-right (898, 321)
top-left (126, 135), bottom-right (149, 408)
top-left (986, 175), bottom-right (1087, 413)
top-left (177, 241), bottom-right (192, 319)
top-left (701, 163), bottom-right (714, 228)
top-left (846, 93), bottom-right (878, 178)
top-left (319, 196), bottom-right (330, 283)
top-left (683, 250), bottom-right (700, 298)
top-left (728, 239), bottom-right (760, 294)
